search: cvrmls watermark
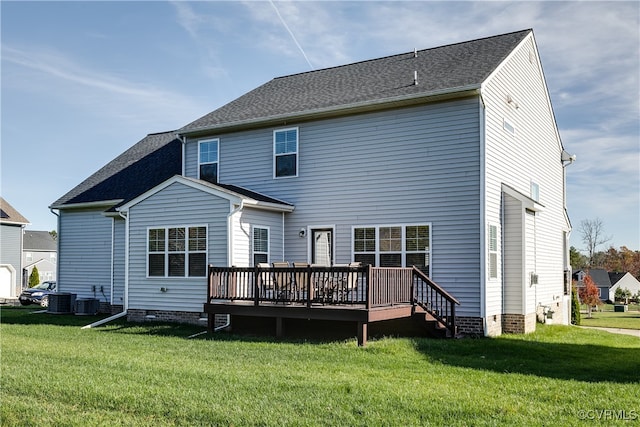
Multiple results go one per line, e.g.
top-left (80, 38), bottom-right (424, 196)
top-left (577, 409), bottom-right (638, 421)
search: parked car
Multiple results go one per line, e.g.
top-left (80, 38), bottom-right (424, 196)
top-left (19, 281), bottom-right (57, 307)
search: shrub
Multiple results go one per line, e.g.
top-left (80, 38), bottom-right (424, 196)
top-left (28, 266), bottom-right (40, 287)
top-left (571, 282), bottom-right (581, 325)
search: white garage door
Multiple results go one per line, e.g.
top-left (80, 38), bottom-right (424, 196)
top-left (0, 265), bottom-right (15, 298)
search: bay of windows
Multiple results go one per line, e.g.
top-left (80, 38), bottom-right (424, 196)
top-left (353, 224), bottom-right (431, 275)
top-left (148, 226), bottom-right (207, 277)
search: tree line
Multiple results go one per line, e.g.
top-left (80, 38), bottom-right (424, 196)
top-left (570, 218), bottom-right (640, 279)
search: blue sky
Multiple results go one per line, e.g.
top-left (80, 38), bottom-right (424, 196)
top-left (1, 1), bottom-right (639, 252)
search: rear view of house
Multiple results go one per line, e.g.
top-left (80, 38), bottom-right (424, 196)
top-left (52, 29), bottom-right (573, 338)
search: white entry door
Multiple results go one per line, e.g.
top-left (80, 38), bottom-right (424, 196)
top-left (311, 229), bottom-right (333, 266)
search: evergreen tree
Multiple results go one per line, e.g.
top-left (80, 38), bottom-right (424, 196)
top-left (570, 282), bottom-right (581, 325)
top-left (29, 266), bottom-right (40, 287)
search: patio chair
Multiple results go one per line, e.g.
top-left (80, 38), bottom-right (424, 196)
top-left (256, 263), bottom-right (273, 299)
top-left (292, 262), bottom-right (310, 299)
top-left (271, 262), bottom-right (293, 301)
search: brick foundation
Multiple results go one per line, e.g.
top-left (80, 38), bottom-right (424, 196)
top-left (456, 316), bottom-right (484, 336)
top-left (502, 313), bottom-right (536, 334)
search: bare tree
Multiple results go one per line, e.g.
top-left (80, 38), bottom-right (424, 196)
top-left (578, 218), bottom-right (611, 267)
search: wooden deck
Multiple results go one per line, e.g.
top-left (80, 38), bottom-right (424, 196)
top-left (204, 265), bottom-right (459, 345)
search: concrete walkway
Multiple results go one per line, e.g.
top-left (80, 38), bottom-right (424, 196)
top-left (579, 326), bottom-right (640, 338)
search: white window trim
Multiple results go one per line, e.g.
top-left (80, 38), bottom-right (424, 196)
top-left (488, 223), bottom-right (499, 280)
top-left (251, 225), bottom-right (270, 266)
top-left (273, 127), bottom-right (299, 179)
top-left (146, 224), bottom-right (208, 278)
top-left (351, 223), bottom-right (432, 274)
top-left (198, 138), bottom-right (220, 181)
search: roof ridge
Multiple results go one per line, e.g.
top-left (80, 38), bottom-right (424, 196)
top-left (273, 29), bottom-right (532, 80)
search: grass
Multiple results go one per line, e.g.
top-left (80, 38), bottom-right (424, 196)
top-left (2, 306), bottom-right (640, 426)
top-left (580, 303), bottom-right (640, 330)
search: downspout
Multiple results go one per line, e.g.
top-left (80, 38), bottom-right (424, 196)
top-left (180, 135), bottom-right (186, 177)
top-left (110, 218), bottom-right (114, 306)
top-left (478, 92), bottom-right (488, 335)
top-left (49, 208), bottom-right (59, 283)
top-left (218, 202), bottom-right (242, 331)
top-left (282, 212), bottom-right (285, 261)
top-left (226, 201), bottom-right (243, 266)
top-left (82, 209), bottom-right (129, 329)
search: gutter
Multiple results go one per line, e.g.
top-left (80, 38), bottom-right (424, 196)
top-left (82, 209), bottom-right (129, 329)
top-left (50, 199), bottom-right (124, 210)
top-left (179, 86), bottom-right (481, 137)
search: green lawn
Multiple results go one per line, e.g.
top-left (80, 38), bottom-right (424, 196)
top-left (2, 306), bottom-right (639, 426)
top-left (580, 304), bottom-right (640, 330)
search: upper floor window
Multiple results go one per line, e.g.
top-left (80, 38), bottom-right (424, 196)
top-left (148, 226), bottom-right (207, 278)
top-left (274, 128), bottom-right (298, 178)
top-left (25, 252), bottom-right (33, 262)
top-left (252, 226), bottom-right (269, 265)
top-left (199, 139), bottom-right (219, 184)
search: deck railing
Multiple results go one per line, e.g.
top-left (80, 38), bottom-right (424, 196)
top-left (207, 264), bottom-right (459, 334)
top-left (412, 267), bottom-right (460, 336)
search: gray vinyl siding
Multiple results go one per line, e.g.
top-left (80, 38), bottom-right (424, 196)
top-left (0, 225), bottom-right (22, 270)
top-left (483, 34), bottom-right (568, 316)
top-left (186, 99), bottom-right (482, 317)
top-left (58, 209), bottom-right (113, 300)
top-left (127, 181), bottom-right (230, 312)
top-left (112, 217), bottom-right (125, 306)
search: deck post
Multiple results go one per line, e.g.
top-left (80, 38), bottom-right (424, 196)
top-left (366, 265), bottom-right (372, 310)
top-left (357, 321), bottom-right (368, 346)
top-left (254, 265), bottom-right (259, 306)
top-left (306, 265), bottom-right (312, 309)
top-left (207, 313), bottom-right (215, 334)
top-left (276, 317), bottom-right (284, 339)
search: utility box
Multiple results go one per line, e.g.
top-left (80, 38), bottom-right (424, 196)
top-left (614, 304), bottom-right (628, 312)
top-left (48, 293), bottom-right (77, 314)
top-left (75, 298), bottom-right (100, 315)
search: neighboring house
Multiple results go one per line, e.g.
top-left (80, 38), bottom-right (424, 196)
top-left (51, 29), bottom-right (573, 336)
top-left (22, 230), bottom-right (58, 286)
top-left (0, 198), bottom-right (29, 301)
top-left (571, 268), bottom-right (636, 303)
top-left (608, 272), bottom-right (640, 302)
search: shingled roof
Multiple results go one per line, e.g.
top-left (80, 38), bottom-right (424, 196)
top-left (0, 197), bottom-right (29, 225)
top-left (51, 131), bottom-right (182, 208)
top-left (23, 230), bottom-right (57, 251)
top-left (180, 29), bottom-right (531, 135)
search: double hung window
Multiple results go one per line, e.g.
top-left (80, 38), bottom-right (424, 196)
top-left (199, 139), bottom-right (219, 184)
top-left (252, 227), bottom-right (269, 265)
top-left (148, 226), bottom-right (207, 277)
top-left (274, 128), bottom-right (298, 178)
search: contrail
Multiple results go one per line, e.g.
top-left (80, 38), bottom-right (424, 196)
top-left (269, 0), bottom-right (314, 70)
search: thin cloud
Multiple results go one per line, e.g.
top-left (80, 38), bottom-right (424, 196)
top-left (2, 44), bottom-right (205, 128)
top-left (268, 0), bottom-right (313, 70)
